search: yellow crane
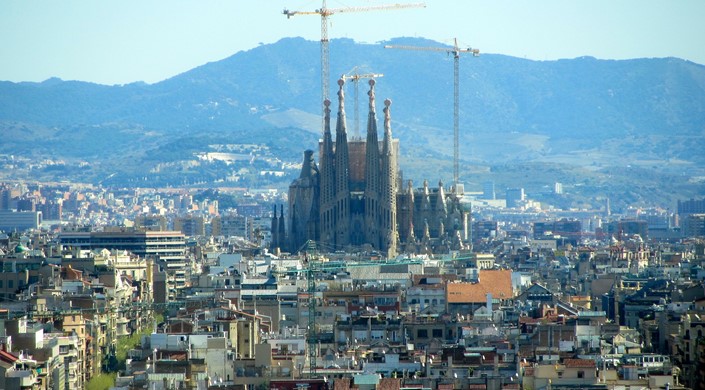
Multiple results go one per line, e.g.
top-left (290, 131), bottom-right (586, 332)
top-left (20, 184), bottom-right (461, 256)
top-left (341, 67), bottom-right (384, 139)
top-left (283, 1), bottom-right (425, 115)
top-left (385, 38), bottom-right (479, 192)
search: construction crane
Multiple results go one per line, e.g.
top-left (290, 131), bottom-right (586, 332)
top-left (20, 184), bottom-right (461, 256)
top-left (283, 1), bottom-right (425, 116)
top-left (341, 67), bottom-right (384, 139)
top-left (384, 38), bottom-right (479, 192)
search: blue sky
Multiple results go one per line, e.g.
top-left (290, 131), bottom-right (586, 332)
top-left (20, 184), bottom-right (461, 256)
top-left (1, 0), bottom-right (703, 85)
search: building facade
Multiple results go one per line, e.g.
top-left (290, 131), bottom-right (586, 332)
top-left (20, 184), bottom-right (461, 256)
top-left (58, 227), bottom-right (186, 298)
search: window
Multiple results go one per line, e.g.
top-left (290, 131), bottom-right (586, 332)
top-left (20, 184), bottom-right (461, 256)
top-left (432, 329), bottom-right (443, 338)
top-left (417, 329), bottom-right (428, 338)
top-left (577, 370), bottom-right (584, 378)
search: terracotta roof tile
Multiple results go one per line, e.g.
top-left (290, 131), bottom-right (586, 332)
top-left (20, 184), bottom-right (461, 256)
top-left (564, 358), bottom-right (596, 368)
top-left (0, 350), bottom-right (18, 364)
top-left (378, 378), bottom-right (400, 390)
top-left (446, 270), bottom-right (513, 303)
top-left (334, 378), bottom-right (352, 390)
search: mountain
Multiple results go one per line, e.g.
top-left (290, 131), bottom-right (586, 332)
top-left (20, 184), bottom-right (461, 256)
top-left (1, 37), bottom-right (704, 208)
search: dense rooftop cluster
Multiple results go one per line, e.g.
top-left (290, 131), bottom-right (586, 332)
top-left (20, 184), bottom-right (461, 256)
top-left (1, 182), bottom-right (704, 389)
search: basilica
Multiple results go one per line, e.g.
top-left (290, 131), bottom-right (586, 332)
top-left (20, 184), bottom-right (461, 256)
top-left (271, 79), bottom-right (469, 257)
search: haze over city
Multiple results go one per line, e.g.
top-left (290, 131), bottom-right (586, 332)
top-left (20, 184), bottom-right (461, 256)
top-left (2, 0), bottom-right (704, 85)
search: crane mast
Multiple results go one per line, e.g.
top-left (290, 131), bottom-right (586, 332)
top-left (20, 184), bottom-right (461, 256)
top-left (384, 39), bottom-right (479, 192)
top-left (341, 68), bottom-right (384, 139)
top-left (283, 2), bottom-right (424, 125)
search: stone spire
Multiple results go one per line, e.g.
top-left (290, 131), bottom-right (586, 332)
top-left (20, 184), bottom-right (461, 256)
top-left (333, 79), bottom-right (351, 247)
top-left (436, 180), bottom-right (447, 213)
top-left (334, 79), bottom-right (350, 196)
top-left (365, 79), bottom-right (380, 193)
top-left (278, 204), bottom-right (286, 248)
top-left (288, 149), bottom-right (320, 252)
top-left (421, 179), bottom-right (431, 210)
top-left (406, 180), bottom-right (415, 242)
top-left (270, 204), bottom-right (279, 250)
top-left (364, 80), bottom-right (381, 246)
top-left (321, 99), bottom-right (335, 204)
top-left (319, 98), bottom-right (336, 243)
top-left (381, 98), bottom-right (397, 257)
top-left (299, 150), bottom-right (317, 179)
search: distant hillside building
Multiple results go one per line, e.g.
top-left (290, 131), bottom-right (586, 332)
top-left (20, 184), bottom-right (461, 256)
top-left (174, 215), bottom-right (205, 237)
top-left (472, 220), bottom-right (499, 241)
top-left (37, 200), bottom-right (62, 221)
top-left (678, 198), bottom-right (705, 215)
top-left (683, 214), bottom-right (705, 238)
top-left (533, 219), bottom-right (582, 244)
top-left (134, 214), bottom-right (167, 231)
top-left (212, 213), bottom-right (250, 239)
top-left (505, 188), bottom-right (525, 208)
top-left (280, 79), bottom-right (469, 257)
top-left (482, 181), bottom-right (496, 200)
top-left (0, 210), bottom-right (42, 232)
top-left (605, 219), bottom-right (648, 240)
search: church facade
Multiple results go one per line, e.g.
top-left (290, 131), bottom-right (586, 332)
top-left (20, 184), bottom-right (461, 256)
top-left (271, 79), bottom-right (469, 257)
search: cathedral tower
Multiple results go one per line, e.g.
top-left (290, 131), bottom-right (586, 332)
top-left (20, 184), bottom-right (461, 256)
top-left (333, 79), bottom-right (351, 248)
top-left (364, 80), bottom-right (382, 249)
top-left (380, 98), bottom-right (398, 257)
top-left (285, 78), bottom-right (468, 256)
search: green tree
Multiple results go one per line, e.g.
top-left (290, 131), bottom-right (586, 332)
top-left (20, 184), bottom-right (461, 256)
top-left (86, 373), bottom-right (116, 390)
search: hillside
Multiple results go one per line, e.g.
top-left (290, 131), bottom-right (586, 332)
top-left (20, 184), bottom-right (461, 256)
top-left (1, 37), bottom-right (704, 208)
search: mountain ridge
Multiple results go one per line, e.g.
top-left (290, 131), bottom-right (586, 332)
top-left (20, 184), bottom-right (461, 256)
top-left (1, 37), bottom-right (704, 207)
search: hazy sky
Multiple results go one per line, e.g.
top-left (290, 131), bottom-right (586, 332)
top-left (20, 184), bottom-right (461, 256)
top-left (1, 0), bottom-right (703, 85)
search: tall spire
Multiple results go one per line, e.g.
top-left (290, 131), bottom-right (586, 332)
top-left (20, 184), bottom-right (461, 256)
top-left (333, 78), bottom-right (351, 247)
top-left (335, 78), bottom-right (350, 195)
top-left (319, 98), bottom-right (336, 243)
top-left (270, 204), bottom-right (279, 250)
top-left (321, 99), bottom-right (334, 204)
top-left (436, 180), bottom-right (447, 213)
top-left (299, 150), bottom-right (317, 179)
top-left (365, 79), bottom-right (381, 247)
top-left (278, 204), bottom-right (286, 247)
top-left (382, 99), bottom-right (393, 156)
top-left (381, 98), bottom-right (397, 257)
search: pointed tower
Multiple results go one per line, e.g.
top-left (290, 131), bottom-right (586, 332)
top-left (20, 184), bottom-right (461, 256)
top-left (319, 99), bottom-right (336, 245)
top-left (278, 204), bottom-right (286, 249)
top-left (435, 180), bottom-right (447, 214)
top-left (435, 180), bottom-right (448, 240)
top-left (270, 204), bottom-right (279, 251)
top-left (381, 98), bottom-right (398, 257)
top-left (397, 179), bottom-right (415, 246)
top-left (333, 79), bottom-right (351, 248)
top-left (364, 79), bottom-right (382, 248)
top-left (288, 149), bottom-right (319, 252)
